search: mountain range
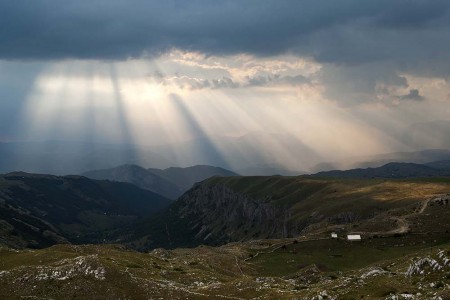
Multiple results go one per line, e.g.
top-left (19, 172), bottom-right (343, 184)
top-left (127, 174), bottom-right (450, 250)
top-left (1, 165), bottom-right (449, 299)
top-left (82, 164), bottom-right (238, 199)
top-left (0, 137), bottom-right (308, 176)
top-left (2, 159), bottom-right (450, 251)
top-left (313, 161), bottom-right (450, 179)
top-left (0, 141), bottom-right (171, 175)
top-left (3, 138), bottom-right (450, 176)
top-left (311, 149), bottom-right (450, 172)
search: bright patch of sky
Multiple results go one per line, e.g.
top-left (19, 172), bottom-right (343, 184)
top-left (1, 1), bottom-right (450, 171)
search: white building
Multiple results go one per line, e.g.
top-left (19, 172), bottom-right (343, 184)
top-left (331, 232), bottom-right (338, 238)
top-left (347, 234), bottom-right (361, 241)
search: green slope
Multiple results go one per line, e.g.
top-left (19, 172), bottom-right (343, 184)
top-left (130, 176), bottom-right (450, 250)
top-left (0, 172), bottom-right (172, 249)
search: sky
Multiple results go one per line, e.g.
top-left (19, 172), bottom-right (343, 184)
top-left (1, 1), bottom-right (450, 171)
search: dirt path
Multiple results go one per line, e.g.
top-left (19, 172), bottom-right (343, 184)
top-left (234, 255), bottom-right (244, 276)
top-left (385, 216), bottom-right (409, 235)
top-left (358, 195), bottom-right (437, 237)
top-left (417, 197), bottom-right (432, 214)
top-left (244, 236), bottom-right (331, 262)
top-left (244, 240), bottom-right (292, 262)
top-left (244, 194), bottom-right (442, 263)
top-left (384, 195), bottom-right (435, 235)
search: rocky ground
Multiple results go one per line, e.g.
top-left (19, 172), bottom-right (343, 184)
top-left (0, 239), bottom-right (448, 299)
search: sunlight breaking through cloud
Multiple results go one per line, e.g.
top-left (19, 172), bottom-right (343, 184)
top-left (10, 49), bottom-right (450, 173)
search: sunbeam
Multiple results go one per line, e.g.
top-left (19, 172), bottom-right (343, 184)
top-left (10, 48), bottom-right (450, 174)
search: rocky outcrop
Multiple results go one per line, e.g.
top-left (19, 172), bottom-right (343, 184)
top-left (328, 211), bottom-right (358, 224)
top-left (174, 184), bottom-right (299, 243)
top-left (131, 176), bottom-right (441, 250)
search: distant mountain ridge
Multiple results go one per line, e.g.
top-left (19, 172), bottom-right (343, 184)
top-left (425, 160), bottom-right (450, 170)
top-left (0, 133), bottom-right (316, 176)
top-left (148, 165), bottom-right (238, 191)
top-left (83, 164), bottom-right (238, 199)
top-left (2, 139), bottom-right (450, 177)
top-left (311, 149), bottom-right (450, 172)
top-left (82, 164), bottom-right (183, 199)
top-left (236, 164), bottom-right (304, 176)
top-left (312, 161), bottom-right (450, 179)
top-left (357, 149), bottom-right (450, 169)
top-left (0, 141), bottom-right (171, 175)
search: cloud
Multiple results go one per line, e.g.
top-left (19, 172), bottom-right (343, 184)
top-left (148, 72), bottom-right (311, 90)
top-left (398, 89), bottom-right (424, 101)
top-left (147, 72), bottom-right (239, 90)
top-left (1, 1), bottom-right (450, 72)
top-left (2, 1), bottom-right (450, 107)
top-left (246, 74), bottom-right (310, 87)
top-left (317, 62), bottom-right (410, 104)
top-left (145, 51), bottom-right (315, 90)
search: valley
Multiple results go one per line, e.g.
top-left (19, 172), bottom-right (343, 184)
top-left (0, 171), bottom-right (449, 299)
top-left (3, 2), bottom-right (450, 298)
top-left (0, 172), bottom-right (172, 248)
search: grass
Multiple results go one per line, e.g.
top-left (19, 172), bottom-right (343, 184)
top-left (1, 241), bottom-right (449, 299)
top-left (249, 238), bottom-right (431, 277)
top-left (205, 176), bottom-right (450, 211)
top-left (1, 175), bottom-right (450, 298)
top-left (201, 176), bottom-right (450, 237)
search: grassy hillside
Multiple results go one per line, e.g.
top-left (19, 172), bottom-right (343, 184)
top-left (131, 176), bottom-right (450, 250)
top-left (0, 172), bottom-right (172, 249)
top-left (204, 176), bottom-right (450, 222)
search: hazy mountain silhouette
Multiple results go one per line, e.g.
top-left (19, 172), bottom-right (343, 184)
top-left (0, 141), bottom-right (171, 175)
top-left (313, 161), bottom-right (450, 179)
top-left (83, 164), bottom-right (237, 199)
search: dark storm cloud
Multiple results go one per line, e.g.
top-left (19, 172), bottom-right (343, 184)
top-left (1, 0), bottom-right (450, 70)
top-left (399, 89), bottom-right (425, 101)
